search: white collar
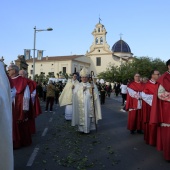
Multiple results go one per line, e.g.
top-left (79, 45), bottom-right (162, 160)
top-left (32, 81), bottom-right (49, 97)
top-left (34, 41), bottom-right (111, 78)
top-left (149, 79), bottom-right (156, 84)
top-left (11, 75), bottom-right (20, 79)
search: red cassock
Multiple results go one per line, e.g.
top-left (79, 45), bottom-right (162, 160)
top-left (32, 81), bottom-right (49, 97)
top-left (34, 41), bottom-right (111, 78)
top-left (11, 76), bottom-right (32, 149)
top-left (126, 81), bottom-right (144, 131)
top-left (141, 80), bottom-right (158, 146)
top-left (150, 72), bottom-right (170, 160)
top-left (27, 79), bottom-right (42, 134)
top-left (8, 76), bottom-right (20, 149)
top-left (32, 80), bottom-right (42, 117)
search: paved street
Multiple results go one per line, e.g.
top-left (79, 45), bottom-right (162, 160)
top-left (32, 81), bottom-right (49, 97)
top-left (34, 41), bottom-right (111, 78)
top-left (14, 93), bottom-right (170, 170)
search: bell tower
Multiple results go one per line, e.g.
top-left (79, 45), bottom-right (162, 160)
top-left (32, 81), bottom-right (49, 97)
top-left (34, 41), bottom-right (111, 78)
top-left (86, 20), bottom-right (112, 56)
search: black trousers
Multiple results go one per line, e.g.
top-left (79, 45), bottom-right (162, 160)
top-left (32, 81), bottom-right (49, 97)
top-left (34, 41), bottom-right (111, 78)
top-left (55, 93), bottom-right (59, 104)
top-left (122, 93), bottom-right (127, 105)
top-left (100, 91), bottom-right (106, 104)
top-left (43, 92), bottom-right (46, 101)
top-left (45, 97), bottom-right (54, 111)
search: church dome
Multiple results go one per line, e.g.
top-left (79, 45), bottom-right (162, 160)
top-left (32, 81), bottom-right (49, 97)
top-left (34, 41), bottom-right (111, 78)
top-left (112, 39), bottom-right (131, 53)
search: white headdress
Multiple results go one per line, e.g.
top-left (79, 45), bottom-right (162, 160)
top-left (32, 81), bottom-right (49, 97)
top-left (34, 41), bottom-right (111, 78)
top-left (80, 67), bottom-right (88, 77)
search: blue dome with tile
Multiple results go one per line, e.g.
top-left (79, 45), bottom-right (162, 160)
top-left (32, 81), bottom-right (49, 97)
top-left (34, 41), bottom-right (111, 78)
top-left (112, 39), bottom-right (131, 53)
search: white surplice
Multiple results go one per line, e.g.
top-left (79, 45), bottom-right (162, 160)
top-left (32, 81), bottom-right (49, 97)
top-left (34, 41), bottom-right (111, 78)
top-left (59, 79), bottom-right (79, 120)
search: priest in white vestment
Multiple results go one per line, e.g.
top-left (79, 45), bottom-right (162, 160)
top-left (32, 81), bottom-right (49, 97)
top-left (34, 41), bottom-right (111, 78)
top-left (59, 73), bottom-right (79, 120)
top-left (0, 61), bottom-right (14, 170)
top-left (72, 67), bottom-right (102, 133)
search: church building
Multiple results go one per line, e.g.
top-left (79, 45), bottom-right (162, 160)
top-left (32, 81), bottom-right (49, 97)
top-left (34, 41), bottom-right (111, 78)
top-left (26, 21), bottom-right (133, 79)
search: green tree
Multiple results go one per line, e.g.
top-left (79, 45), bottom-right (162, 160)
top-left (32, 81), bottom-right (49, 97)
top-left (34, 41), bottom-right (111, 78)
top-left (33, 73), bottom-right (48, 83)
top-left (97, 56), bottom-right (167, 82)
top-left (151, 58), bottom-right (167, 74)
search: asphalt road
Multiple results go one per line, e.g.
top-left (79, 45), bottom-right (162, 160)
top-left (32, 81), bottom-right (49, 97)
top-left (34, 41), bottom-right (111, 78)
top-left (14, 94), bottom-right (170, 170)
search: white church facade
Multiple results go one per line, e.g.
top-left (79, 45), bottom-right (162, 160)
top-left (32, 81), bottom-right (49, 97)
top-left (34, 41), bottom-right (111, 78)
top-left (26, 21), bottom-right (133, 79)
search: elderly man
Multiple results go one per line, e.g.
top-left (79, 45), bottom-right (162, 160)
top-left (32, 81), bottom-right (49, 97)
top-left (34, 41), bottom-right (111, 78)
top-left (72, 67), bottom-right (102, 133)
top-left (8, 64), bottom-right (32, 148)
top-left (59, 73), bottom-right (79, 120)
top-left (0, 61), bottom-right (14, 170)
top-left (150, 59), bottom-right (170, 160)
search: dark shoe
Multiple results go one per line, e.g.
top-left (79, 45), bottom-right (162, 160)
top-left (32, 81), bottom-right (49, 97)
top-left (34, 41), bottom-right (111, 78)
top-left (137, 130), bottom-right (143, 134)
top-left (130, 130), bottom-right (135, 134)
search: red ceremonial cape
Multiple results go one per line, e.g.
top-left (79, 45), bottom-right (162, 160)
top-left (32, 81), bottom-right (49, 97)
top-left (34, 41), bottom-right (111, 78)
top-left (32, 80), bottom-right (42, 116)
top-left (150, 72), bottom-right (170, 124)
top-left (126, 81), bottom-right (144, 110)
top-left (142, 80), bottom-right (158, 122)
top-left (11, 76), bottom-right (28, 120)
top-left (27, 79), bottom-right (42, 117)
top-left (7, 76), bottom-right (21, 146)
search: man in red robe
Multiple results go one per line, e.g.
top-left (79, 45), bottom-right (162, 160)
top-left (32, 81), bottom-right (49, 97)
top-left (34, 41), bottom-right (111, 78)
top-left (141, 70), bottom-right (160, 145)
top-left (126, 73), bottom-right (144, 134)
top-left (19, 70), bottom-right (42, 134)
top-left (150, 59), bottom-right (170, 160)
top-left (8, 64), bottom-right (32, 149)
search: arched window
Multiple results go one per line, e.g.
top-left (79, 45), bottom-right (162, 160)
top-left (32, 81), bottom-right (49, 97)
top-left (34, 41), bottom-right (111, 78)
top-left (98, 28), bottom-right (100, 32)
top-left (95, 38), bottom-right (98, 44)
top-left (100, 37), bottom-right (103, 44)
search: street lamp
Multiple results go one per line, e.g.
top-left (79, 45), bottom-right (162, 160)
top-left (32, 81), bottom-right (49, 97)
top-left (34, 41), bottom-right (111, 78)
top-left (32, 26), bottom-right (53, 80)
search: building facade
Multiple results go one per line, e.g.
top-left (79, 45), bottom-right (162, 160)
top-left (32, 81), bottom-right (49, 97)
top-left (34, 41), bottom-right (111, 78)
top-left (26, 55), bottom-right (90, 78)
top-left (26, 22), bottom-right (133, 79)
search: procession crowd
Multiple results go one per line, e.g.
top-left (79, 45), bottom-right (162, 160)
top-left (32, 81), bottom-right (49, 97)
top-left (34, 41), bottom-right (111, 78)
top-left (124, 60), bottom-right (170, 162)
top-left (0, 62), bottom-right (41, 170)
top-left (0, 59), bottom-right (170, 170)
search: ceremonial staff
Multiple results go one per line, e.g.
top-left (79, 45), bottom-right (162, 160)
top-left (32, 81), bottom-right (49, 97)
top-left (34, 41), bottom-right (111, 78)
top-left (91, 71), bottom-right (97, 132)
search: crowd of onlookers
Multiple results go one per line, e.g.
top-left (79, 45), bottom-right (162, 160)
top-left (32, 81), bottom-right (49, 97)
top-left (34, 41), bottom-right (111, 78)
top-left (36, 80), bottom-right (66, 111)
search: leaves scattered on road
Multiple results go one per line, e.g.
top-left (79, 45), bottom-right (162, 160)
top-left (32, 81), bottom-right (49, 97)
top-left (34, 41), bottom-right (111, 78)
top-left (35, 112), bottom-right (120, 169)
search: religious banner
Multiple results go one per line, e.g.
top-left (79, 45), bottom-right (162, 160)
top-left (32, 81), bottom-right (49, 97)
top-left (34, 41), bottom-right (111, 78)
top-left (24, 49), bottom-right (31, 60)
top-left (37, 50), bottom-right (43, 60)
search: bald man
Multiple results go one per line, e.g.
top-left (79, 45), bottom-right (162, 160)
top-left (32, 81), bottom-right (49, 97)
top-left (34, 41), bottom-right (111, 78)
top-left (19, 69), bottom-right (28, 77)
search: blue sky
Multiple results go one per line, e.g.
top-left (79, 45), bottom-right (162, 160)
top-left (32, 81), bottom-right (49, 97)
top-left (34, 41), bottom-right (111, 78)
top-left (1, 0), bottom-right (170, 66)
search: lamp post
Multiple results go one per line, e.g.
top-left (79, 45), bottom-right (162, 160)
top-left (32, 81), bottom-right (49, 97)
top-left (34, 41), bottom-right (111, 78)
top-left (32, 26), bottom-right (53, 80)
